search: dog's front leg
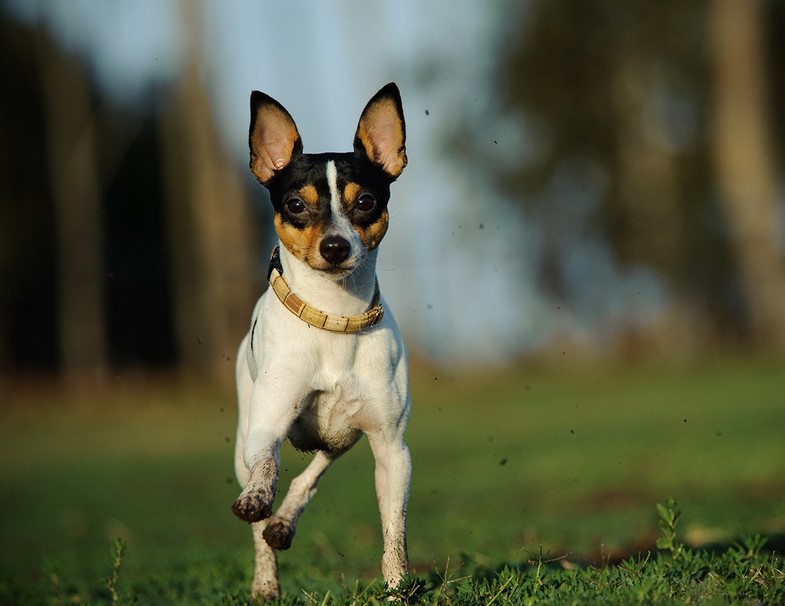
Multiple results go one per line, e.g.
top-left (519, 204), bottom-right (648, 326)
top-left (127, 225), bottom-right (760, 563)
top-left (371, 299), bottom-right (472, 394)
top-left (232, 457), bottom-right (278, 523)
top-left (233, 380), bottom-right (307, 523)
top-left (367, 431), bottom-right (412, 588)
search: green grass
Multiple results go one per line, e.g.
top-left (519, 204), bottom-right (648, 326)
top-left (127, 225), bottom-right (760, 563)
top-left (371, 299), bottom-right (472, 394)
top-left (1, 355), bottom-right (784, 604)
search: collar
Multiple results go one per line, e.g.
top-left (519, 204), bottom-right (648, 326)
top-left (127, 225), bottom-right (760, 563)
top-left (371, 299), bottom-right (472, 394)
top-left (266, 245), bottom-right (384, 332)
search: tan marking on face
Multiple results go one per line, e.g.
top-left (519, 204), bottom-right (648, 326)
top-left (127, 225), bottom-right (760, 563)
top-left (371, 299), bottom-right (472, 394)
top-left (356, 209), bottom-right (389, 250)
top-left (342, 181), bottom-right (389, 250)
top-left (274, 214), bottom-right (323, 265)
top-left (298, 184), bottom-right (319, 206)
top-left (342, 182), bottom-right (362, 207)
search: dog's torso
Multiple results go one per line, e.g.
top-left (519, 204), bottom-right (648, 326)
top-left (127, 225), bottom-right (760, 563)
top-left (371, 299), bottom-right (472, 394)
top-left (239, 279), bottom-right (409, 456)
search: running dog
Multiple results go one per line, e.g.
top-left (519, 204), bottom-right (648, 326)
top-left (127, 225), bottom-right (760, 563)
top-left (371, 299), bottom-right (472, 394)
top-left (232, 83), bottom-right (411, 600)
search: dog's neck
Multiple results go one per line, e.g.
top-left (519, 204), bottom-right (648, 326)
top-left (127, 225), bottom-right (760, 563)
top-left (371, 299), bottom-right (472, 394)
top-left (277, 244), bottom-right (380, 317)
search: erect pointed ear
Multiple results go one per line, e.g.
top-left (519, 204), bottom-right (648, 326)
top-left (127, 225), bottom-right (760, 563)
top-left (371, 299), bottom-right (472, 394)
top-left (249, 91), bottom-right (302, 185)
top-left (354, 83), bottom-right (407, 179)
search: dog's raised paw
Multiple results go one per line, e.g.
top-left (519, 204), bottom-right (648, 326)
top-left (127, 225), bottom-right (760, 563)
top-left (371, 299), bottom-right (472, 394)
top-left (263, 516), bottom-right (295, 550)
top-left (231, 490), bottom-right (273, 523)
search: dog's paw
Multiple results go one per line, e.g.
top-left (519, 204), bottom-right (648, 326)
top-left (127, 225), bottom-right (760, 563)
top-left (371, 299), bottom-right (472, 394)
top-left (231, 489), bottom-right (273, 523)
top-left (263, 516), bottom-right (295, 550)
top-left (251, 581), bottom-right (280, 602)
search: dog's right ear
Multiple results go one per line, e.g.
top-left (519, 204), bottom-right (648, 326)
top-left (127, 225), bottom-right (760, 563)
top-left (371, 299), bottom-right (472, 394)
top-left (249, 91), bottom-right (302, 185)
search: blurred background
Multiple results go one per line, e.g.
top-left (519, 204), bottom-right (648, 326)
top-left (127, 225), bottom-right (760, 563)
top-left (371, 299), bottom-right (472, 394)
top-left (2, 1), bottom-right (785, 601)
top-left (1, 0), bottom-right (785, 381)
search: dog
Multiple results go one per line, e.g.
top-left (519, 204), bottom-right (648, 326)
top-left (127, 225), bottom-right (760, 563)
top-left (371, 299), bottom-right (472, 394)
top-left (231, 83), bottom-right (412, 601)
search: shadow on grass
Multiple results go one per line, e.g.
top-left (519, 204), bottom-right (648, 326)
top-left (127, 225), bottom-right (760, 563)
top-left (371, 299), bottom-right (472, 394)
top-left (426, 531), bottom-right (785, 585)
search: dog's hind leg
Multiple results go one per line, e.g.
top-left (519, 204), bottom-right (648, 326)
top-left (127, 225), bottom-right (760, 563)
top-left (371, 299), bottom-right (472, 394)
top-left (262, 450), bottom-right (335, 550)
top-left (251, 521), bottom-right (280, 600)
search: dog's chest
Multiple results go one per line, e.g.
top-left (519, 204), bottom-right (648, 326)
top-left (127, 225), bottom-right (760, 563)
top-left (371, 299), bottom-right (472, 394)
top-left (288, 370), bottom-right (366, 454)
top-left (252, 289), bottom-right (403, 455)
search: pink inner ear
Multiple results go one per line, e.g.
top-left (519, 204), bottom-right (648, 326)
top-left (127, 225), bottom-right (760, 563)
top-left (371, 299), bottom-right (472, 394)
top-left (372, 116), bottom-right (400, 152)
top-left (357, 99), bottom-right (407, 178)
top-left (250, 106), bottom-right (299, 184)
top-left (262, 133), bottom-right (292, 170)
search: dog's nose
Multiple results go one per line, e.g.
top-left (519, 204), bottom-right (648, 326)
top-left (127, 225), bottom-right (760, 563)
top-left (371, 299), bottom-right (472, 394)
top-left (320, 235), bottom-right (351, 264)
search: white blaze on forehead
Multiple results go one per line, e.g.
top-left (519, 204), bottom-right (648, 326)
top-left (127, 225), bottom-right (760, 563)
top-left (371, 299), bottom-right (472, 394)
top-left (326, 160), bottom-right (341, 213)
top-left (325, 160), bottom-right (353, 233)
top-left (324, 160), bottom-right (361, 256)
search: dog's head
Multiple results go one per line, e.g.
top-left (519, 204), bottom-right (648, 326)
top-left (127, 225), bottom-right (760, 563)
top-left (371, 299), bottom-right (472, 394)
top-left (248, 83), bottom-right (406, 278)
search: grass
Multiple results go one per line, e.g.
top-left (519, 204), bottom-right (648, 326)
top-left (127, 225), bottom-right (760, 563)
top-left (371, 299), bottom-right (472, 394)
top-left (0, 354), bottom-right (784, 604)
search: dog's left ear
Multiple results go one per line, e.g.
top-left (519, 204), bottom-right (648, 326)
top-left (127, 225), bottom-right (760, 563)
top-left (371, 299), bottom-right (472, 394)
top-left (354, 83), bottom-right (407, 180)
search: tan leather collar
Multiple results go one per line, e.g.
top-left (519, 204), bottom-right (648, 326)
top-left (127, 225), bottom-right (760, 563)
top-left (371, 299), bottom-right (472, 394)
top-left (267, 246), bottom-right (384, 333)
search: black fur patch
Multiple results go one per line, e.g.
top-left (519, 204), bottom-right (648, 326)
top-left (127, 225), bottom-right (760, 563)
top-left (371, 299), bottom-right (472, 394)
top-left (250, 317), bottom-right (258, 352)
top-left (266, 152), bottom-right (392, 232)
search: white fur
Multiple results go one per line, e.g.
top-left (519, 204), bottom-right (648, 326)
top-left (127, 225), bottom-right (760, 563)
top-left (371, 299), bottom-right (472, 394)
top-left (233, 232), bottom-right (411, 600)
top-left (326, 160), bottom-right (341, 211)
top-left (325, 160), bottom-right (365, 269)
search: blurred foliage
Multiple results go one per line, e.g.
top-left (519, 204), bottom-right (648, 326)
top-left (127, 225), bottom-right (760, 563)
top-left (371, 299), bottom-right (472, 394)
top-left (3, 2), bottom-right (785, 375)
top-left (467, 0), bottom-right (785, 342)
top-left (498, 1), bottom-right (710, 276)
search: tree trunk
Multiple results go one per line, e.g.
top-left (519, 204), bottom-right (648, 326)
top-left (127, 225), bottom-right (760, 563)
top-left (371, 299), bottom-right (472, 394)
top-left (612, 54), bottom-right (682, 277)
top-left (709, 0), bottom-right (785, 351)
top-left (159, 0), bottom-right (257, 380)
top-left (37, 32), bottom-right (108, 379)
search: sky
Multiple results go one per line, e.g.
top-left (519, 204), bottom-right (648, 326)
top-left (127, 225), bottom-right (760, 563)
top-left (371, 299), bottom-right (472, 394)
top-left (7, 0), bottom-right (665, 363)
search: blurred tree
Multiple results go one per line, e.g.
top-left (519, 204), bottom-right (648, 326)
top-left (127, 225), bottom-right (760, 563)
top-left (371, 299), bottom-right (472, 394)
top-left (1, 13), bottom-right (172, 376)
top-left (484, 0), bottom-right (784, 351)
top-left (36, 27), bottom-right (108, 377)
top-left (158, 0), bottom-right (257, 379)
top-left (708, 0), bottom-right (785, 349)
top-left (0, 16), bottom-right (58, 371)
top-left (1, 7), bottom-right (259, 378)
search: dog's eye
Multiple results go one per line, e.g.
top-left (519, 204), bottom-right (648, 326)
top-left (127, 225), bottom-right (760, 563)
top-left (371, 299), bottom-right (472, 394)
top-left (285, 197), bottom-right (306, 214)
top-left (356, 193), bottom-right (376, 212)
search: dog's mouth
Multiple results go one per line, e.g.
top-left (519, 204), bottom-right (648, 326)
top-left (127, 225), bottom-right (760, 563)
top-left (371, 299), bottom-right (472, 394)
top-left (312, 260), bottom-right (359, 278)
top-left (309, 250), bottom-right (366, 279)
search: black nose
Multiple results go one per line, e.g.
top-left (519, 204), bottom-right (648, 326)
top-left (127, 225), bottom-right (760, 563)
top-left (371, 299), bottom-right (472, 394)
top-left (320, 235), bottom-right (351, 264)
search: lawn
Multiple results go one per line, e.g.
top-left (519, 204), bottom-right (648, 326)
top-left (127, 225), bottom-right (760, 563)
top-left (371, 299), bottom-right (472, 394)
top-left (1, 355), bottom-right (783, 604)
